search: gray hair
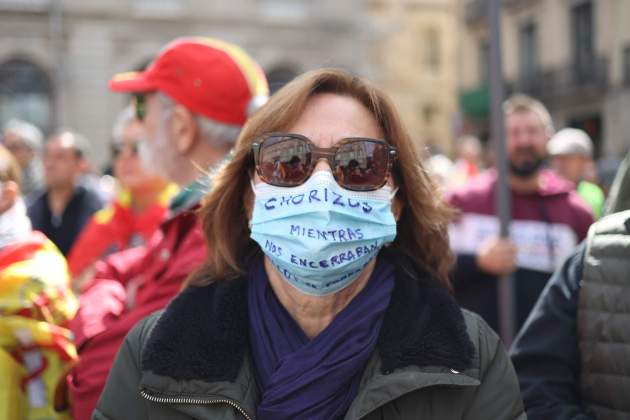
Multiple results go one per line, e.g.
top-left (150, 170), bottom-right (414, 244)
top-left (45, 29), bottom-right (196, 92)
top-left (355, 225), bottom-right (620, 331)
top-left (2, 119), bottom-right (44, 151)
top-left (157, 92), bottom-right (241, 148)
top-left (112, 105), bottom-right (136, 143)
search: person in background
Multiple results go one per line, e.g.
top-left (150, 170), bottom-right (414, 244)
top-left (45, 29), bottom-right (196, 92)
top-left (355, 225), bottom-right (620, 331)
top-left (450, 135), bottom-right (484, 188)
top-left (426, 152), bottom-right (454, 191)
top-left (67, 106), bottom-right (177, 283)
top-left (547, 128), bottom-right (605, 219)
top-left (96, 68), bottom-right (524, 420)
top-left (511, 150), bottom-right (630, 419)
top-left (448, 94), bottom-right (594, 333)
top-left (27, 131), bottom-right (105, 256)
top-left (67, 37), bottom-right (269, 420)
top-left (2, 119), bottom-right (45, 196)
top-left (0, 144), bottom-right (78, 420)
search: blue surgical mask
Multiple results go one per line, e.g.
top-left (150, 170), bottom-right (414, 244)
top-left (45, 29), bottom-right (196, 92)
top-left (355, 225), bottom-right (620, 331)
top-left (250, 171), bottom-right (397, 296)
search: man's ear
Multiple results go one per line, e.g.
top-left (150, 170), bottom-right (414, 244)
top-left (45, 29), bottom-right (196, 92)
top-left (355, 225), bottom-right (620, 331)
top-left (170, 105), bottom-right (198, 154)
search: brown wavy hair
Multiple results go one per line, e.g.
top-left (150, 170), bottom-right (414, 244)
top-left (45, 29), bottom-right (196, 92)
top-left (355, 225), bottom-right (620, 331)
top-left (191, 68), bottom-right (455, 288)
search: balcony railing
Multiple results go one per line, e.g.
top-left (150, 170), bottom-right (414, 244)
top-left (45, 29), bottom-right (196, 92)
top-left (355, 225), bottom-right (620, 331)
top-left (466, 0), bottom-right (542, 25)
top-left (512, 56), bottom-right (608, 98)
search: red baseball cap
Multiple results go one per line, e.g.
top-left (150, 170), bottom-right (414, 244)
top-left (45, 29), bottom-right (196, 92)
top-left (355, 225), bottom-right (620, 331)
top-left (109, 37), bottom-right (269, 126)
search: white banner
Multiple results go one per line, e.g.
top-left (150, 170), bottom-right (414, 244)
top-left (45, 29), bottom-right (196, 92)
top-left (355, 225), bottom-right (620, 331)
top-left (449, 213), bottom-right (578, 273)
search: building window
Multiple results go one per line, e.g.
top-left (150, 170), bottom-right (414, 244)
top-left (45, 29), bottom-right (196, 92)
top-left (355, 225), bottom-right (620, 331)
top-left (266, 65), bottom-right (299, 95)
top-left (623, 45), bottom-right (630, 86)
top-left (518, 22), bottom-right (538, 86)
top-left (572, 0), bottom-right (594, 81)
top-left (422, 103), bottom-right (437, 125)
top-left (569, 114), bottom-right (601, 158)
top-left (0, 58), bottom-right (52, 134)
top-left (424, 28), bottom-right (441, 73)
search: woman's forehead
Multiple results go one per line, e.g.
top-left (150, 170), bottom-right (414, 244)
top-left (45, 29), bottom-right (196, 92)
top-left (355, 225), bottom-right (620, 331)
top-left (286, 93), bottom-right (383, 147)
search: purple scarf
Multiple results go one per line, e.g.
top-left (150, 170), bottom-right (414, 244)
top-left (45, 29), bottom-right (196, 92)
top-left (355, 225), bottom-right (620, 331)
top-left (247, 257), bottom-right (395, 420)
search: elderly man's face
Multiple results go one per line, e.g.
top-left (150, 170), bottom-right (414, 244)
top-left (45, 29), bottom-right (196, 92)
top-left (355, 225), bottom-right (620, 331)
top-left (3, 131), bottom-right (34, 169)
top-left (505, 110), bottom-right (549, 178)
top-left (136, 92), bottom-right (178, 181)
top-left (113, 118), bottom-right (166, 191)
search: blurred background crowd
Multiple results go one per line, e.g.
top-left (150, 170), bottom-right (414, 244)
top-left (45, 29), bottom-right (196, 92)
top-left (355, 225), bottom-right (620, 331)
top-left (1, 0), bottom-right (630, 419)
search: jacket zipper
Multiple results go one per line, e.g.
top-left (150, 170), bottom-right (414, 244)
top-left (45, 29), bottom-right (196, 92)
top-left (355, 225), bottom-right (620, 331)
top-left (140, 389), bottom-right (253, 420)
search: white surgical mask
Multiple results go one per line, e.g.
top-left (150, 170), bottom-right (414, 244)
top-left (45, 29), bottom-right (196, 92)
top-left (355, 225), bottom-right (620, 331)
top-left (249, 171), bottom-right (397, 296)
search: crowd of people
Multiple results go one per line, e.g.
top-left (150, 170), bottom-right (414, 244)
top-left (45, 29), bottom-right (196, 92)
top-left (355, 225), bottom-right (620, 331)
top-left (0, 34), bottom-right (628, 420)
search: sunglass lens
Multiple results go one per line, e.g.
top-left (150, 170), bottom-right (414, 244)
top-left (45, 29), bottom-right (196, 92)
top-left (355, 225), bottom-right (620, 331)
top-left (259, 136), bottom-right (311, 187)
top-left (112, 141), bottom-right (141, 158)
top-left (134, 95), bottom-right (146, 121)
top-left (112, 143), bottom-right (123, 159)
top-left (131, 141), bottom-right (140, 156)
top-left (334, 140), bottom-right (389, 191)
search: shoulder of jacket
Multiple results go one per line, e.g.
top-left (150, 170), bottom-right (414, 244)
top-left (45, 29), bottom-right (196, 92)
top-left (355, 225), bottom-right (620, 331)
top-left (460, 309), bottom-right (503, 378)
top-left (127, 310), bottom-right (165, 363)
top-left (584, 210), bottom-right (630, 263)
top-left (589, 209), bottom-right (630, 237)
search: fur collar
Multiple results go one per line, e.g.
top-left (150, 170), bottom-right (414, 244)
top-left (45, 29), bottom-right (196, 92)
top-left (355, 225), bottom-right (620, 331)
top-left (142, 251), bottom-right (475, 382)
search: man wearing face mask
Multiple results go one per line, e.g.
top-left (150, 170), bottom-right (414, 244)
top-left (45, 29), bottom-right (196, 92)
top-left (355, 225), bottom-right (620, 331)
top-left (447, 94), bottom-right (593, 333)
top-left (66, 37), bottom-right (268, 420)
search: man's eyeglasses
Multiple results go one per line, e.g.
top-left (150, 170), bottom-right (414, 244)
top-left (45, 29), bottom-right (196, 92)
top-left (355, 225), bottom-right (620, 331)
top-left (112, 140), bottom-right (140, 159)
top-left (251, 133), bottom-right (397, 192)
top-left (133, 94), bottom-right (147, 121)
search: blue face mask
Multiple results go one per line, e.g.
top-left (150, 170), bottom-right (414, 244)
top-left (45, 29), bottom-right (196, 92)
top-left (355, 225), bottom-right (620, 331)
top-left (250, 171), bottom-right (397, 296)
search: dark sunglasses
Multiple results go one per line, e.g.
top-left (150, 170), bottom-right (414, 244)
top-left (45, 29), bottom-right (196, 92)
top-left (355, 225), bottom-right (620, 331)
top-left (112, 140), bottom-right (140, 158)
top-left (133, 94), bottom-right (147, 121)
top-left (252, 133), bottom-right (397, 192)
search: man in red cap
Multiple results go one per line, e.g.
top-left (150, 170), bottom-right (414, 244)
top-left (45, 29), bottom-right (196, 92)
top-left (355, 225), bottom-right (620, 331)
top-left (67, 37), bottom-right (268, 420)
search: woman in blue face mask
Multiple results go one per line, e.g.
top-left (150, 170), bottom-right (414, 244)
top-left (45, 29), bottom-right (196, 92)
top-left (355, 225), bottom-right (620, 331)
top-left (96, 69), bottom-right (525, 420)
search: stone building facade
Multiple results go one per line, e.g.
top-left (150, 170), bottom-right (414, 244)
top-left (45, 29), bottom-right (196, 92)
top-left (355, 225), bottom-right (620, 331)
top-left (368, 0), bottom-right (462, 155)
top-left (0, 0), bottom-right (463, 168)
top-left (459, 0), bottom-right (630, 159)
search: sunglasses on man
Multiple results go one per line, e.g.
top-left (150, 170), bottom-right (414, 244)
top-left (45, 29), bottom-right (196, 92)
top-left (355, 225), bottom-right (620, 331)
top-left (133, 94), bottom-right (147, 121)
top-left (252, 133), bottom-right (397, 192)
top-left (111, 140), bottom-right (141, 159)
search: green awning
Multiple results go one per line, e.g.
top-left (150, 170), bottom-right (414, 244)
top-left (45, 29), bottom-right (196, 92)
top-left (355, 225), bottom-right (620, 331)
top-left (459, 85), bottom-right (489, 118)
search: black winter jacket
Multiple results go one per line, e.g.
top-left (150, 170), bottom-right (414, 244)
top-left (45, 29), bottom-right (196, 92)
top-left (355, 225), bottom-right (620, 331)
top-left (510, 243), bottom-right (593, 419)
top-left (95, 252), bottom-right (525, 419)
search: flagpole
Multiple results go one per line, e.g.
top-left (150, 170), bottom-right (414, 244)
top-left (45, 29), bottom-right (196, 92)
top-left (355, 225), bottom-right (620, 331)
top-left (487, 0), bottom-right (516, 345)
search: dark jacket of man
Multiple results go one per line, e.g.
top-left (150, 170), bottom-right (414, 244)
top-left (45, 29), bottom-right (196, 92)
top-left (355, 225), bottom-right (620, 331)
top-left (27, 184), bottom-right (105, 255)
top-left (511, 209), bottom-right (630, 420)
top-left (94, 251), bottom-right (525, 420)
